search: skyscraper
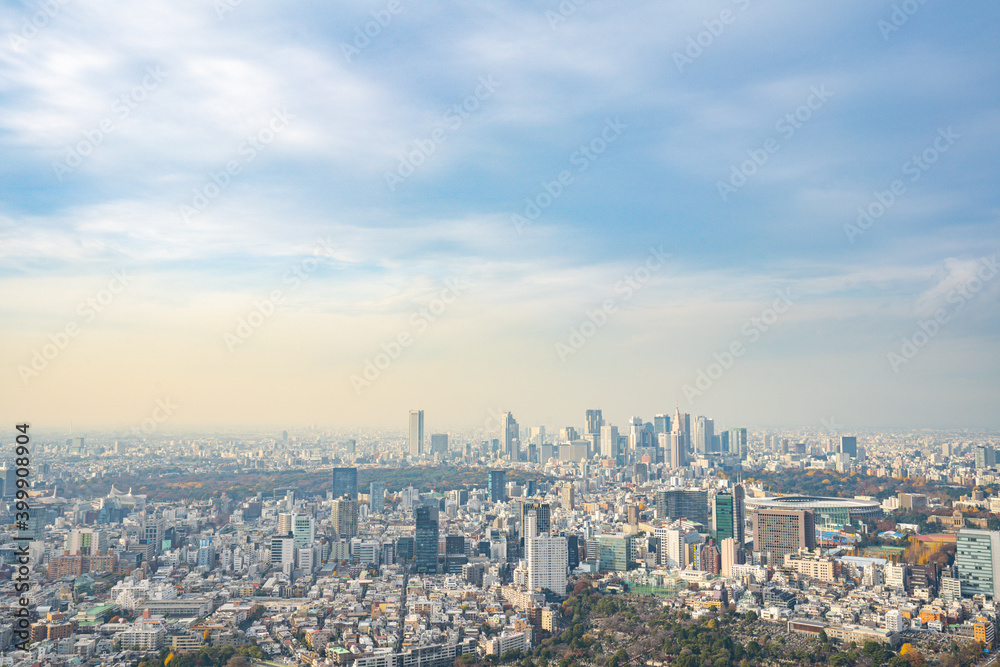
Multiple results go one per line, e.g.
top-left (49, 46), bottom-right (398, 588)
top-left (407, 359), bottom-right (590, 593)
top-left (409, 409), bottom-right (424, 457)
top-left (332, 467), bottom-right (358, 499)
top-left (600, 424), bottom-right (619, 460)
top-left (526, 514), bottom-right (568, 594)
top-left (753, 509), bottom-right (816, 563)
top-left (501, 411), bottom-right (519, 461)
top-left (654, 489), bottom-right (709, 525)
top-left (957, 529), bottom-right (1000, 598)
top-left (714, 484), bottom-right (745, 546)
top-left (369, 481), bottom-right (385, 513)
top-left (654, 414), bottom-right (671, 436)
top-left (415, 505), bottom-right (439, 574)
top-left (585, 409), bottom-right (603, 438)
top-left (430, 433), bottom-right (449, 456)
top-left (488, 469), bottom-right (506, 503)
top-left (331, 496), bottom-right (359, 539)
top-left (693, 416), bottom-right (714, 456)
top-left (839, 436), bottom-right (858, 459)
top-left (729, 428), bottom-right (748, 460)
top-left (672, 406), bottom-right (690, 454)
top-left (519, 500), bottom-right (551, 537)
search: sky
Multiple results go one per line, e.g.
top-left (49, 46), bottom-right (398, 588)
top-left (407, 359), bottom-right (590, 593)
top-left (1, 0), bottom-right (999, 434)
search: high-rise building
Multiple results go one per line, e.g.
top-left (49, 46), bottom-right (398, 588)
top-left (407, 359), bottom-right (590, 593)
top-left (488, 470), bottom-right (506, 503)
top-left (331, 496), bottom-right (359, 539)
top-left (501, 412), bottom-right (519, 461)
top-left (67, 529), bottom-right (108, 556)
top-left (729, 428), bottom-right (748, 460)
top-left (720, 537), bottom-right (745, 576)
top-left (292, 515), bottom-right (314, 547)
top-left (270, 536), bottom-right (295, 566)
top-left (561, 483), bottom-right (575, 510)
top-left (409, 410), bottom-right (424, 457)
top-left (957, 529), bottom-right (1000, 598)
top-left (753, 509), bottom-right (816, 563)
top-left (278, 512), bottom-right (294, 536)
top-left (369, 481), bottom-right (385, 513)
top-left (654, 414), bottom-right (671, 436)
top-left (415, 506), bottom-right (439, 574)
top-left (600, 424), bottom-right (619, 460)
top-left (714, 484), bottom-right (746, 546)
top-left (672, 407), bottom-right (690, 454)
top-left (976, 446), bottom-right (996, 470)
top-left (597, 535), bottom-right (636, 572)
top-left (519, 501), bottom-right (551, 537)
top-left (654, 489), bottom-right (709, 525)
top-left (700, 538), bottom-right (721, 574)
top-left (332, 467), bottom-right (358, 500)
top-left (430, 433), bottom-right (449, 456)
top-left (839, 436), bottom-right (858, 459)
top-left (526, 527), bottom-right (568, 593)
top-left (693, 416), bottom-right (714, 455)
top-left (585, 409), bottom-right (603, 439)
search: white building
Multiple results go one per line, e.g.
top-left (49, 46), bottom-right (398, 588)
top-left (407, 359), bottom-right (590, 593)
top-left (526, 534), bottom-right (568, 594)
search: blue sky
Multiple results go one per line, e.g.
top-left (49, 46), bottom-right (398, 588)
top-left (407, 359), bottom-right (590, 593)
top-left (1, 0), bottom-right (999, 433)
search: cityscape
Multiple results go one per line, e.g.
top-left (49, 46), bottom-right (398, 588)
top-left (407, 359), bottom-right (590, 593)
top-left (2, 1), bottom-right (1000, 667)
top-left (3, 412), bottom-right (1000, 667)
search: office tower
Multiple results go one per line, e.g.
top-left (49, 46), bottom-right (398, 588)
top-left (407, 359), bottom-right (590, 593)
top-left (719, 431), bottom-right (728, 453)
top-left (654, 489), bottom-right (709, 525)
top-left (700, 538), bottom-right (721, 574)
top-left (597, 535), bottom-right (636, 572)
top-left (561, 483), bottom-right (575, 510)
top-left (672, 406), bottom-right (690, 453)
top-left (331, 496), bottom-right (359, 539)
top-left (370, 482), bottom-right (385, 513)
top-left (560, 426), bottom-right (579, 443)
top-left (278, 512), bottom-right (294, 535)
top-left (292, 515), bottom-right (315, 547)
top-left (956, 529), bottom-right (1000, 598)
top-left (415, 506), bottom-right (439, 573)
top-left (197, 537), bottom-right (215, 569)
top-left (332, 467), bottom-right (358, 500)
top-left (344, 438), bottom-right (357, 454)
top-left (585, 409), bottom-right (604, 439)
top-left (488, 470), bottom-right (506, 503)
top-left (693, 416), bottom-right (714, 456)
top-left (1, 463), bottom-right (17, 498)
top-left (753, 509), bottom-right (816, 563)
top-left (600, 424), bottom-right (619, 460)
top-left (67, 528), bottom-right (109, 556)
top-left (430, 433), bottom-right (449, 456)
top-left (714, 484), bottom-right (746, 546)
top-left (839, 436), bottom-right (858, 459)
top-left (501, 412), bottom-right (519, 461)
top-left (526, 526), bottom-right (568, 593)
top-left (976, 445), bottom-right (996, 470)
top-left (270, 536), bottom-right (295, 566)
top-left (720, 537), bottom-right (745, 577)
top-left (667, 432), bottom-right (685, 469)
top-left (654, 414), bottom-right (670, 436)
top-left (519, 501), bottom-right (551, 536)
top-left (409, 409), bottom-right (425, 456)
top-left (395, 536), bottom-right (414, 564)
top-left (729, 428), bottom-right (748, 460)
